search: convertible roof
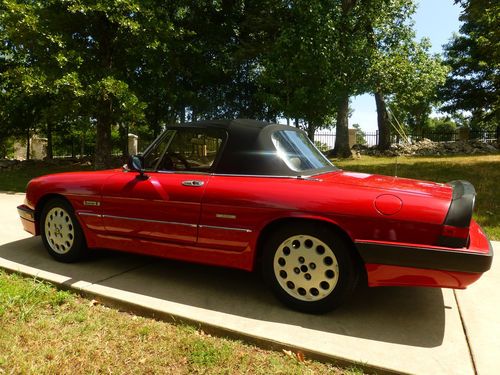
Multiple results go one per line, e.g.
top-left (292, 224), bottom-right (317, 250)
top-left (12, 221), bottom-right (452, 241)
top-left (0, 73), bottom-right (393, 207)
top-left (168, 119), bottom-right (334, 176)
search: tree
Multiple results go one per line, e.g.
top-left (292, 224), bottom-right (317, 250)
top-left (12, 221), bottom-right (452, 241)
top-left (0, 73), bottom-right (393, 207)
top-left (365, 0), bottom-right (415, 150)
top-left (330, 0), bottom-right (420, 157)
top-left (440, 0), bottom-right (499, 129)
top-left (258, 1), bottom-right (339, 139)
top-left (352, 123), bottom-right (366, 145)
top-left (331, 0), bottom-right (373, 158)
top-left (387, 40), bottom-right (449, 134)
top-left (1, 0), bottom-right (149, 168)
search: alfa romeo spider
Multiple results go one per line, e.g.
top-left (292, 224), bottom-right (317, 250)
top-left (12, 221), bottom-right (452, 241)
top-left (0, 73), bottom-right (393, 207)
top-left (17, 119), bottom-right (493, 313)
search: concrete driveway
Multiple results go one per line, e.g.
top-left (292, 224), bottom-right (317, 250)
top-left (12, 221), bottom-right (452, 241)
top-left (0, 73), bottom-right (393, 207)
top-left (0, 193), bottom-right (498, 375)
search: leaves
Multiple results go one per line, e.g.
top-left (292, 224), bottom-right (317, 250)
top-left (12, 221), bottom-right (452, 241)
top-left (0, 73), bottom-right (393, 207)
top-left (440, 0), bottom-right (499, 129)
top-left (1, 0), bottom-right (486, 162)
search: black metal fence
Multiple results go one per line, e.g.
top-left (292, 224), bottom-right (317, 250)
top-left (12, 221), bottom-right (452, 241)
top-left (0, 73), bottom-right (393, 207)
top-left (314, 128), bottom-right (499, 149)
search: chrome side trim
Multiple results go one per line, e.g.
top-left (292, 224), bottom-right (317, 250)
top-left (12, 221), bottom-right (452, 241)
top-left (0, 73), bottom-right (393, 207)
top-left (77, 212), bottom-right (102, 218)
top-left (102, 214), bottom-right (198, 228)
top-left (212, 173), bottom-right (301, 179)
top-left (199, 224), bottom-right (252, 233)
top-left (77, 212), bottom-right (249, 232)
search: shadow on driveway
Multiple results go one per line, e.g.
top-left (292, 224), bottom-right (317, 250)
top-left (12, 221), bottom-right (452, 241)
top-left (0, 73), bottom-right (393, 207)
top-left (0, 237), bottom-right (446, 348)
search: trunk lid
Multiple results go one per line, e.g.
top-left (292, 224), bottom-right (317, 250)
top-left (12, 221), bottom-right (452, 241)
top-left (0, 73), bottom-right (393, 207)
top-left (319, 170), bottom-right (452, 199)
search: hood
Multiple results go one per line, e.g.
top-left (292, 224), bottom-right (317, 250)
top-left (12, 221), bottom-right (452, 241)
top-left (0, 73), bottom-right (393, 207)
top-left (320, 170), bottom-right (452, 199)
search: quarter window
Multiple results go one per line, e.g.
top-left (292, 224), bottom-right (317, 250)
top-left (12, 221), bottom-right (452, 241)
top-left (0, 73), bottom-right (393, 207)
top-left (271, 130), bottom-right (333, 172)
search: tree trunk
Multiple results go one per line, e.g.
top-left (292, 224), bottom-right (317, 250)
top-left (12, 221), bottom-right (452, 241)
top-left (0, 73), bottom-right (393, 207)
top-left (330, 1), bottom-right (357, 158)
top-left (375, 91), bottom-right (391, 150)
top-left (294, 118), bottom-right (299, 128)
top-left (46, 122), bottom-right (53, 160)
top-left (332, 94), bottom-right (351, 158)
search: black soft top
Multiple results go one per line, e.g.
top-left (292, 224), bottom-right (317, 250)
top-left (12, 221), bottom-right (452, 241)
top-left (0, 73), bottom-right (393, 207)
top-left (164, 119), bottom-right (335, 176)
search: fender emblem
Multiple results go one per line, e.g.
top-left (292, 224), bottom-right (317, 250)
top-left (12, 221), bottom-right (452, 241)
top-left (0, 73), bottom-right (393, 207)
top-left (83, 200), bottom-right (101, 206)
top-left (216, 214), bottom-right (236, 219)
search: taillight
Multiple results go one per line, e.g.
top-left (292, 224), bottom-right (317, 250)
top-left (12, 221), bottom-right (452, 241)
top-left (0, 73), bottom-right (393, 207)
top-left (442, 225), bottom-right (469, 239)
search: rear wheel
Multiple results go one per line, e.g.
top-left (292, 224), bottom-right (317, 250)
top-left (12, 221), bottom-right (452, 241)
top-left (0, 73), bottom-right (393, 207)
top-left (262, 223), bottom-right (358, 313)
top-left (40, 198), bottom-right (87, 263)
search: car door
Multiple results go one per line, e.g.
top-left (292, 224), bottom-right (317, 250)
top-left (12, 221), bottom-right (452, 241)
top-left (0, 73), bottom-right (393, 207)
top-left (101, 126), bottom-right (226, 245)
top-left (101, 172), bottom-right (208, 244)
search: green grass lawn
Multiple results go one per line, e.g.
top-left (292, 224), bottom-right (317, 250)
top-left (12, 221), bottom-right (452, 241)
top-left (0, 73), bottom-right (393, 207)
top-left (334, 154), bottom-right (500, 240)
top-left (0, 271), bottom-right (360, 374)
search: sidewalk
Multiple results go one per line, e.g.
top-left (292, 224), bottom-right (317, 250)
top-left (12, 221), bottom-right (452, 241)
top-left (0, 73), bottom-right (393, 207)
top-left (1, 193), bottom-right (498, 375)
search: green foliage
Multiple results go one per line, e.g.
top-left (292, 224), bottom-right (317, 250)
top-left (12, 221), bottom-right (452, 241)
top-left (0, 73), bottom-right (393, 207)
top-left (352, 123), bottom-right (367, 145)
top-left (2, 0), bottom-right (490, 161)
top-left (258, 1), bottom-right (340, 131)
top-left (440, 0), bottom-right (499, 130)
top-left (386, 40), bottom-right (449, 131)
top-left (421, 117), bottom-right (457, 141)
top-left (423, 117), bottom-right (457, 134)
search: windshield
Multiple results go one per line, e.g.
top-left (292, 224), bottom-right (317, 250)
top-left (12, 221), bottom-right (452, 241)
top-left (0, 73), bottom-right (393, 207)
top-left (271, 130), bottom-right (335, 173)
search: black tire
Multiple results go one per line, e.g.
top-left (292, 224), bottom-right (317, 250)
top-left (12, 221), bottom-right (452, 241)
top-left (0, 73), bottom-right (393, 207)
top-left (262, 222), bottom-right (358, 314)
top-left (40, 198), bottom-right (87, 263)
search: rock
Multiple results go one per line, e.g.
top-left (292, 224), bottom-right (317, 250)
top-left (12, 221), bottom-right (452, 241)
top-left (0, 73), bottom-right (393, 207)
top-left (485, 144), bottom-right (498, 152)
top-left (353, 139), bottom-right (499, 157)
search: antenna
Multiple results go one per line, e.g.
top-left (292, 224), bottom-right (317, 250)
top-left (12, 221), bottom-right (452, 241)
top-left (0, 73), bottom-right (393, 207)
top-left (387, 105), bottom-right (406, 179)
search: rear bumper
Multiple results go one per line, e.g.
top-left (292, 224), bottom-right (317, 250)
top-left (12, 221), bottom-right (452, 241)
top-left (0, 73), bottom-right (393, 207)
top-left (357, 220), bottom-right (493, 288)
top-left (17, 204), bottom-right (36, 235)
top-left (438, 180), bottom-right (477, 248)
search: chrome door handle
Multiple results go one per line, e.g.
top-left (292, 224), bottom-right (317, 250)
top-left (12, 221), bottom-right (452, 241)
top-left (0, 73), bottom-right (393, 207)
top-left (182, 180), bottom-right (205, 187)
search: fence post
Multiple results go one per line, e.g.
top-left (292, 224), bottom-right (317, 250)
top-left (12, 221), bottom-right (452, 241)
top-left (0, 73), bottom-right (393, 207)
top-left (128, 133), bottom-right (138, 156)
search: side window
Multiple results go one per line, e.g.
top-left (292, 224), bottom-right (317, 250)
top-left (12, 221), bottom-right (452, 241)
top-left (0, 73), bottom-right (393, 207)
top-left (143, 128), bottom-right (226, 172)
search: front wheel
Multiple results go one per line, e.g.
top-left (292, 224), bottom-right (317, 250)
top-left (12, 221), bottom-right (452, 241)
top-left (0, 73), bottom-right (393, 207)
top-left (262, 223), bottom-right (358, 313)
top-left (40, 198), bottom-right (87, 263)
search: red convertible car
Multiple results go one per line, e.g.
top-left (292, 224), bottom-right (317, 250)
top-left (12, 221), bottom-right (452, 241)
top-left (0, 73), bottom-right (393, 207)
top-left (17, 119), bottom-right (492, 313)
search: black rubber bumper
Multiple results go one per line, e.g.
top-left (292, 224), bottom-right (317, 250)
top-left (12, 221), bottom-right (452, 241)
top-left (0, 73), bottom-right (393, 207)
top-left (17, 204), bottom-right (35, 222)
top-left (437, 180), bottom-right (476, 248)
top-left (356, 240), bottom-right (493, 273)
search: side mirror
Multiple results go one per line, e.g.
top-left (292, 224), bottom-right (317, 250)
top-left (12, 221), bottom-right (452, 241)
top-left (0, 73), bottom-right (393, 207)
top-left (127, 155), bottom-right (147, 178)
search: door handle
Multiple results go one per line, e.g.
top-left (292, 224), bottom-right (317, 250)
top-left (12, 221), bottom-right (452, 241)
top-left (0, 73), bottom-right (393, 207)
top-left (182, 180), bottom-right (205, 187)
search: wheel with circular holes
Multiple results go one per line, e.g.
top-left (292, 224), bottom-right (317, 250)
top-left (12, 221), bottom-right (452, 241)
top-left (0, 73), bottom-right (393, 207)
top-left (40, 198), bottom-right (87, 263)
top-left (262, 223), bottom-right (358, 313)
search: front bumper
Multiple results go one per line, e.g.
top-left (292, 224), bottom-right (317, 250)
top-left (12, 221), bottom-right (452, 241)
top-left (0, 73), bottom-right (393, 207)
top-left (17, 204), bottom-right (36, 235)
